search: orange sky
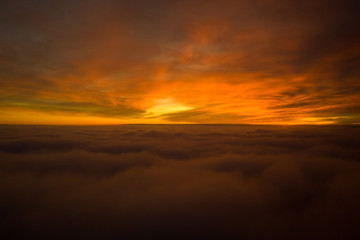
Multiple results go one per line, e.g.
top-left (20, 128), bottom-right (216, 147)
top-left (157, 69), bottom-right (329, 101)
top-left (0, 0), bottom-right (359, 124)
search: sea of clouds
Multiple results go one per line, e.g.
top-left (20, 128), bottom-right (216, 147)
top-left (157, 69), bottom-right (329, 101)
top-left (1, 125), bottom-right (359, 239)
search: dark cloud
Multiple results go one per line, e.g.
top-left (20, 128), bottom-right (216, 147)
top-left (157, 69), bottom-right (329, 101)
top-left (1, 125), bottom-right (360, 239)
top-left (162, 109), bottom-right (247, 123)
top-left (0, 98), bottom-right (145, 118)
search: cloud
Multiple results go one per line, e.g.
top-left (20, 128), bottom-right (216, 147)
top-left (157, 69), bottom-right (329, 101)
top-left (0, 0), bottom-right (359, 124)
top-left (0, 98), bottom-right (145, 118)
top-left (162, 109), bottom-right (247, 123)
top-left (1, 125), bottom-right (360, 239)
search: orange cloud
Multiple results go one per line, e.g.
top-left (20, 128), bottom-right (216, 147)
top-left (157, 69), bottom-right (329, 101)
top-left (0, 0), bottom-right (359, 124)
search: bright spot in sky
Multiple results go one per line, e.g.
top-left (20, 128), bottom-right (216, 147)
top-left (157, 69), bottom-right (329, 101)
top-left (299, 117), bottom-right (342, 125)
top-left (145, 98), bottom-right (194, 117)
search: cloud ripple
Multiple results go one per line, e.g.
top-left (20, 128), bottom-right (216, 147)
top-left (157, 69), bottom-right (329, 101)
top-left (0, 125), bottom-right (360, 239)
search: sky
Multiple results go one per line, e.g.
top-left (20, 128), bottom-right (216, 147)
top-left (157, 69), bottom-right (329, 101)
top-left (0, 0), bottom-right (359, 124)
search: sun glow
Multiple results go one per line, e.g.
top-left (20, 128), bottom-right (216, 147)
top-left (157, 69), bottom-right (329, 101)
top-left (0, 0), bottom-right (359, 125)
top-left (145, 98), bottom-right (194, 117)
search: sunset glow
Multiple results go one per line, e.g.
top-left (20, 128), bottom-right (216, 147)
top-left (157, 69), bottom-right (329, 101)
top-left (0, 0), bottom-right (359, 125)
top-left (1, 1), bottom-right (360, 238)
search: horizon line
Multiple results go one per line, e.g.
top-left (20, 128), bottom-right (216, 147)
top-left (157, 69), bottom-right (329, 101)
top-left (0, 123), bottom-right (359, 127)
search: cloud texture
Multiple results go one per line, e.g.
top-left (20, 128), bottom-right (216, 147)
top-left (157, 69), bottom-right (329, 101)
top-left (0, 0), bottom-right (359, 124)
top-left (1, 125), bottom-right (360, 239)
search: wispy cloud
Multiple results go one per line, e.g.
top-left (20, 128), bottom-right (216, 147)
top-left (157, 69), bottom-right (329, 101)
top-left (0, 0), bottom-right (359, 124)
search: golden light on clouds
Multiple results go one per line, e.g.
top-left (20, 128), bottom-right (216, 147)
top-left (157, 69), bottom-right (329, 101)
top-left (146, 98), bottom-right (194, 117)
top-left (0, 0), bottom-right (359, 125)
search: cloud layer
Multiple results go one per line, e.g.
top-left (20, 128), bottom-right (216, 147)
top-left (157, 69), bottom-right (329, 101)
top-left (1, 125), bottom-right (360, 239)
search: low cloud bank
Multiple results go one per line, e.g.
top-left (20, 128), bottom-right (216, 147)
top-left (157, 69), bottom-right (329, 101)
top-left (1, 125), bottom-right (360, 239)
